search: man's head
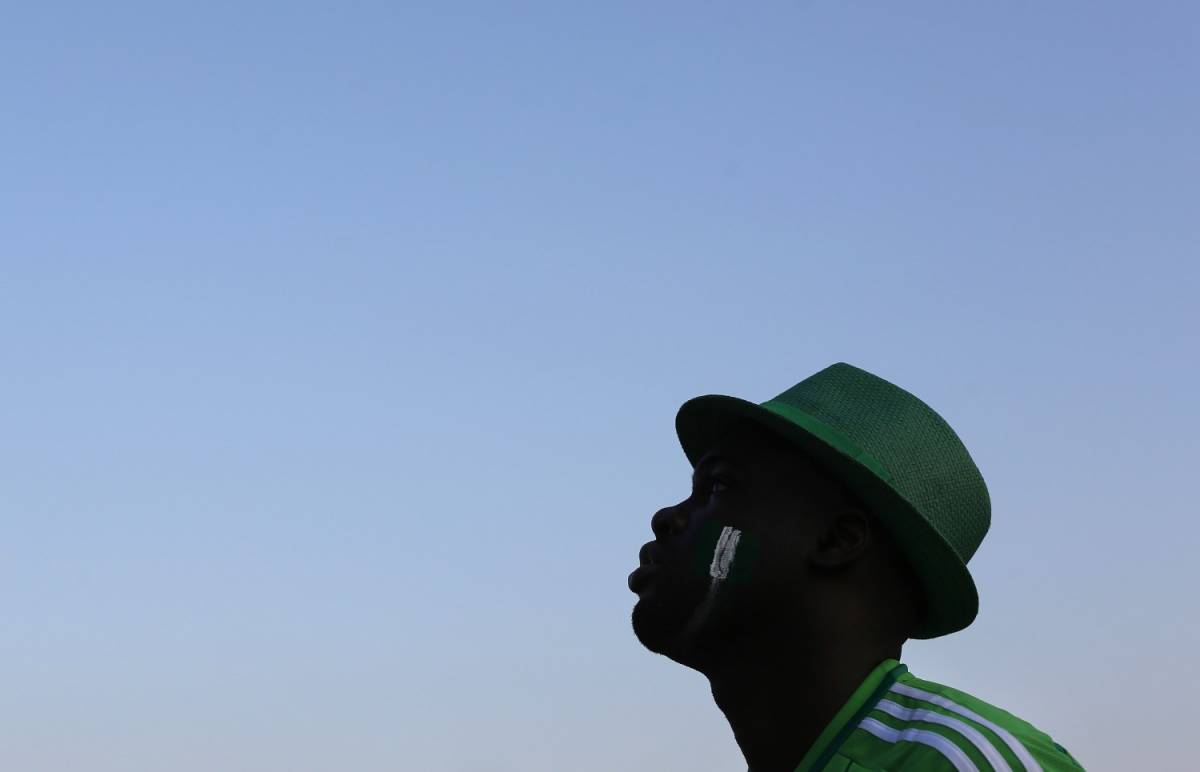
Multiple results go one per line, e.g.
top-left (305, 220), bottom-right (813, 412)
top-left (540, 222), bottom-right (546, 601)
top-left (630, 418), bottom-right (923, 672)
top-left (658, 363), bottom-right (990, 644)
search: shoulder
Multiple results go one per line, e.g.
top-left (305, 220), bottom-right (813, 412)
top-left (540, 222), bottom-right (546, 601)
top-left (832, 669), bottom-right (1085, 771)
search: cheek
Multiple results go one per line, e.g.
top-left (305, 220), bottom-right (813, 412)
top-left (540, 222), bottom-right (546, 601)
top-left (753, 525), bottom-right (814, 585)
top-left (688, 519), bottom-right (763, 585)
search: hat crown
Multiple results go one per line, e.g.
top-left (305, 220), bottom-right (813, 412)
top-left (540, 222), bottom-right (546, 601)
top-left (769, 363), bottom-right (990, 563)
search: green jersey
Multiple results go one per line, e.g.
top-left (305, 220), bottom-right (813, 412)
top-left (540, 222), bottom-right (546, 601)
top-left (793, 660), bottom-right (1084, 771)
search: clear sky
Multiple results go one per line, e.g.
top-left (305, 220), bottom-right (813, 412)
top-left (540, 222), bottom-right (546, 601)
top-left (3, 2), bottom-right (1197, 770)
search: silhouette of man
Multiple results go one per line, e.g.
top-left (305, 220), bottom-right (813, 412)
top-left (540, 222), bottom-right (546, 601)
top-left (629, 363), bottom-right (1084, 771)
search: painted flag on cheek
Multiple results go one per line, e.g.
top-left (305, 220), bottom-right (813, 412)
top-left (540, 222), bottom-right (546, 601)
top-left (691, 519), bottom-right (761, 586)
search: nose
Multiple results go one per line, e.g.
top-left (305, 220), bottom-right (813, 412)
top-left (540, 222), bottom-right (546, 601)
top-left (651, 504), bottom-right (688, 540)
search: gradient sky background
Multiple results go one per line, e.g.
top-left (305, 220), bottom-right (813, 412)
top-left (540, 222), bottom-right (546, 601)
top-left (4, 2), bottom-right (1197, 770)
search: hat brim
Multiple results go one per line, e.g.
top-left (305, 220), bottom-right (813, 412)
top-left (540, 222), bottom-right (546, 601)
top-left (676, 394), bottom-right (978, 639)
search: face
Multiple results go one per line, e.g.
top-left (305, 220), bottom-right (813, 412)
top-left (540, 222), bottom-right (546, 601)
top-left (629, 420), bottom-right (844, 666)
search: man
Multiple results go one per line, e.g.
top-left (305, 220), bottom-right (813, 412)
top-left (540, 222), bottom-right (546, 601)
top-left (628, 363), bottom-right (1084, 771)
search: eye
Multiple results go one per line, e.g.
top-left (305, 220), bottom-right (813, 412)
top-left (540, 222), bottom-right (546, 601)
top-left (691, 466), bottom-right (737, 499)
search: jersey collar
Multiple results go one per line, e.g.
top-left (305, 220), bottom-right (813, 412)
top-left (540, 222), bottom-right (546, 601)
top-left (792, 659), bottom-right (908, 772)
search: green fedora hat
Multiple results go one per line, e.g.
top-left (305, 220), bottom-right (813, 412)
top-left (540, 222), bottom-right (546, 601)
top-left (675, 362), bottom-right (990, 639)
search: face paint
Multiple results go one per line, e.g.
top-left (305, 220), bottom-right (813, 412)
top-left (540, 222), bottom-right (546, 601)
top-left (681, 520), bottom-right (760, 644)
top-left (691, 519), bottom-right (759, 584)
top-left (709, 525), bottom-right (741, 583)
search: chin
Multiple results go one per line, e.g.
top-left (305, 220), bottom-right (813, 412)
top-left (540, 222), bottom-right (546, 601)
top-left (631, 598), bottom-right (675, 655)
top-left (631, 584), bottom-right (709, 662)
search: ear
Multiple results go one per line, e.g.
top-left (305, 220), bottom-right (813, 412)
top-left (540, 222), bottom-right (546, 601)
top-left (808, 510), bottom-right (872, 569)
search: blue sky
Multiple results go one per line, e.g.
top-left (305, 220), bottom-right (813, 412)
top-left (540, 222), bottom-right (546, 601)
top-left (3, 2), bottom-right (1197, 769)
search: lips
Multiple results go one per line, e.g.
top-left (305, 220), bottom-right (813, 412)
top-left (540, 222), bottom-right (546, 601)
top-left (629, 541), bottom-right (664, 594)
top-left (628, 563), bottom-right (659, 593)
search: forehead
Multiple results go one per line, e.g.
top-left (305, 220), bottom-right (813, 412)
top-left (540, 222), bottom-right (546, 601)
top-left (695, 418), bottom-right (817, 483)
top-left (694, 419), bottom-right (853, 515)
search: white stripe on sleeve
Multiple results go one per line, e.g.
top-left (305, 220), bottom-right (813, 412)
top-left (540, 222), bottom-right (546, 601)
top-left (876, 699), bottom-right (1011, 772)
top-left (889, 682), bottom-right (1042, 772)
top-left (858, 717), bottom-right (979, 772)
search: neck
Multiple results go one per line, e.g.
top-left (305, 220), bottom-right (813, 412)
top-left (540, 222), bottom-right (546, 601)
top-left (705, 631), bottom-right (899, 772)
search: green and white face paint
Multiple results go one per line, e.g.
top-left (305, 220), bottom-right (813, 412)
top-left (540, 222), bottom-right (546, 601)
top-left (681, 521), bottom-right (760, 643)
top-left (708, 526), bottom-right (742, 585)
top-left (691, 519), bottom-right (759, 585)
